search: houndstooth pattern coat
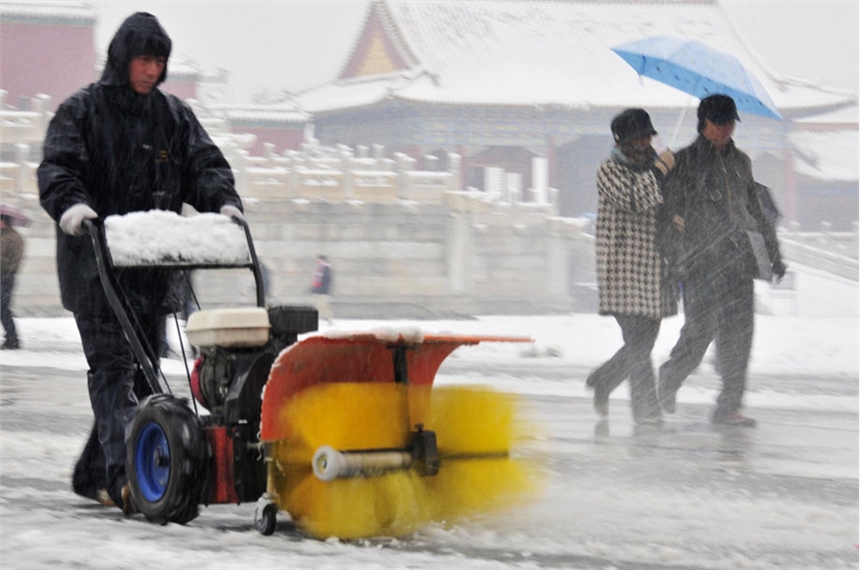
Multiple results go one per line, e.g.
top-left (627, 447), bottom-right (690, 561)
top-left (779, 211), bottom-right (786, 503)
top-left (595, 156), bottom-right (677, 319)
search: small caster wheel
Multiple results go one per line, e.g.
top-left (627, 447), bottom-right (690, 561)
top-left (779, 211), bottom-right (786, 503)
top-left (254, 499), bottom-right (278, 536)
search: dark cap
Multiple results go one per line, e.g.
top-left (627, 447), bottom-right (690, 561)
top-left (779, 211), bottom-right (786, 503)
top-left (611, 108), bottom-right (657, 143)
top-left (697, 94), bottom-right (740, 125)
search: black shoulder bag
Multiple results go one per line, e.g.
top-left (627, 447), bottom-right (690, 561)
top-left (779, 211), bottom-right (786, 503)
top-left (716, 156), bottom-right (773, 281)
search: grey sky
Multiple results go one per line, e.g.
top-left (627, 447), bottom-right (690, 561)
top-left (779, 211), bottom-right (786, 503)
top-left (90, 1), bottom-right (859, 103)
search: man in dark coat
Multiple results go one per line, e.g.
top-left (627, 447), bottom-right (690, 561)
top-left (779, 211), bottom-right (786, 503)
top-left (657, 94), bottom-right (785, 427)
top-left (38, 12), bottom-right (244, 511)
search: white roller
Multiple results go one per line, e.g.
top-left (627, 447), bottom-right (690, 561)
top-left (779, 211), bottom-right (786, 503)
top-left (312, 445), bottom-right (412, 481)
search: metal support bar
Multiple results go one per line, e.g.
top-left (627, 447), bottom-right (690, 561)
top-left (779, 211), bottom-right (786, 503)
top-left (84, 219), bottom-right (163, 395)
top-left (236, 217), bottom-right (266, 308)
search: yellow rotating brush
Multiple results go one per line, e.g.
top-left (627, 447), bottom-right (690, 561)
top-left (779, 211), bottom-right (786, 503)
top-left (269, 382), bottom-right (543, 539)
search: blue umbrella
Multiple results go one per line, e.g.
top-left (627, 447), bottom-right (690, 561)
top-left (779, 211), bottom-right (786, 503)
top-left (612, 35), bottom-right (782, 121)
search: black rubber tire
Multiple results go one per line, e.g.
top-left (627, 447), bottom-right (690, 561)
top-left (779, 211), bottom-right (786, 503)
top-left (254, 501), bottom-right (278, 536)
top-left (127, 394), bottom-right (208, 525)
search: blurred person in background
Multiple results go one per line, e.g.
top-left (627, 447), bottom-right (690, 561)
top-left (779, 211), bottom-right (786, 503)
top-left (310, 254), bottom-right (334, 325)
top-left (1, 214), bottom-right (25, 350)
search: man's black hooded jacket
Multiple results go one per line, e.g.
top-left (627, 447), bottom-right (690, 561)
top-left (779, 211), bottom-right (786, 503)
top-left (38, 12), bottom-right (243, 315)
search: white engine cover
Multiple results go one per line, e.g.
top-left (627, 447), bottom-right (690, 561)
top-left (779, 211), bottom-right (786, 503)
top-left (186, 307), bottom-right (271, 348)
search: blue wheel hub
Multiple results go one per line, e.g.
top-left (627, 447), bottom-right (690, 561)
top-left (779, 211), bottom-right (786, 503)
top-left (135, 422), bottom-right (171, 502)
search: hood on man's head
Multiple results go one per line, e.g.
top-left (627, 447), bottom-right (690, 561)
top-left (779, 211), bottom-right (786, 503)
top-left (100, 12), bottom-right (172, 88)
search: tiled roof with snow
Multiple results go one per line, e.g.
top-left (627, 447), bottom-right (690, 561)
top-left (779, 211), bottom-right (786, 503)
top-left (0, 1), bottom-right (96, 23)
top-left (790, 130), bottom-right (859, 182)
top-left (208, 103), bottom-right (310, 124)
top-left (299, 0), bottom-right (856, 116)
top-left (794, 105), bottom-right (859, 126)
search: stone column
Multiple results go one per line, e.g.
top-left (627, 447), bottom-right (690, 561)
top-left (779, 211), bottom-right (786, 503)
top-left (531, 157), bottom-right (549, 203)
top-left (447, 214), bottom-right (473, 292)
top-left (546, 220), bottom-right (569, 296)
top-left (447, 152), bottom-right (461, 191)
top-left (395, 152), bottom-right (415, 197)
top-left (15, 143), bottom-right (31, 195)
top-left (33, 93), bottom-right (52, 135)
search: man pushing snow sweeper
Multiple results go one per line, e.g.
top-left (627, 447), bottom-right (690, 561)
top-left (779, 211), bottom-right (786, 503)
top-left (37, 11), bottom-right (541, 538)
top-left (38, 12), bottom-right (244, 513)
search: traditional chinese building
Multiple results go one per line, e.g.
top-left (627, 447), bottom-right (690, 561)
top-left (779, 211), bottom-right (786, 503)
top-left (785, 106), bottom-right (859, 230)
top-left (0, 2), bottom-right (97, 109)
top-left (208, 102), bottom-right (310, 156)
top-left (2, 0), bottom-right (856, 229)
top-left (296, 0), bottom-right (857, 225)
top-left (0, 2), bottom-right (205, 106)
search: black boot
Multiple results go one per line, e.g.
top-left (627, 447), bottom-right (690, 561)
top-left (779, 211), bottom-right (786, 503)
top-left (72, 424), bottom-right (112, 505)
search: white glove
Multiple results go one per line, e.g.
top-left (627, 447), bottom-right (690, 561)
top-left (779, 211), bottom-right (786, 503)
top-left (59, 204), bottom-right (98, 236)
top-left (220, 205), bottom-right (244, 221)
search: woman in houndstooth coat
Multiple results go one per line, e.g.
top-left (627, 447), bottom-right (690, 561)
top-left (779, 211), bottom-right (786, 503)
top-left (587, 108), bottom-right (678, 425)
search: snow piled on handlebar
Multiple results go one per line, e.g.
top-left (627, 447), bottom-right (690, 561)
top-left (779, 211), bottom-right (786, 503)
top-left (104, 210), bottom-right (251, 266)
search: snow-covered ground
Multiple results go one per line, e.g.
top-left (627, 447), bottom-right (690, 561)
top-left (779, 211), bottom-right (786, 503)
top-left (4, 262), bottom-right (855, 383)
top-left (0, 262), bottom-right (857, 569)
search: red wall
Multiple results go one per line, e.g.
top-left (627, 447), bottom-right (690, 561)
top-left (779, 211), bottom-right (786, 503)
top-left (160, 80), bottom-right (197, 102)
top-left (233, 125), bottom-right (305, 155)
top-left (1, 21), bottom-right (97, 109)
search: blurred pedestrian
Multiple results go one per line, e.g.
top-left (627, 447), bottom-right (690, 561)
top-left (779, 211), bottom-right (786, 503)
top-left (38, 12), bottom-right (244, 512)
top-left (586, 109), bottom-right (678, 425)
top-left (1, 214), bottom-right (25, 349)
top-left (310, 254), bottom-right (334, 324)
top-left (657, 94), bottom-right (786, 427)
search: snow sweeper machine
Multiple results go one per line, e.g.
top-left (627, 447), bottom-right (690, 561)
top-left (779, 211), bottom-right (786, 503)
top-left (84, 211), bottom-right (540, 539)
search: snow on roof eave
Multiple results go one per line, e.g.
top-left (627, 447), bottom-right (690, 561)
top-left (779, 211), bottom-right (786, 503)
top-left (303, 76), bottom-right (684, 113)
top-left (206, 102), bottom-right (311, 123)
top-left (781, 100), bottom-right (860, 123)
top-left (752, 74), bottom-right (857, 114)
top-left (292, 63), bottom-right (425, 105)
top-left (226, 111), bottom-right (310, 124)
top-left (0, 1), bottom-right (96, 23)
top-left (297, 67), bottom-right (433, 114)
top-left (391, 92), bottom-right (592, 110)
top-left (794, 105), bottom-right (860, 125)
top-left (306, 95), bottom-right (401, 116)
top-left (789, 130), bottom-right (859, 182)
top-left (336, 66), bottom-right (428, 88)
top-left (302, 71), bottom-right (852, 116)
top-left (719, 2), bottom-right (857, 110)
top-left (793, 158), bottom-right (859, 183)
top-left (302, 1), bottom-right (857, 115)
top-left (768, 73), bottom-right (858, 102)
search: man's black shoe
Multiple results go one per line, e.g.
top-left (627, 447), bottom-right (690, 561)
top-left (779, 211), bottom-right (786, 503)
top-left (712, 412), bottom-right (757, 427)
